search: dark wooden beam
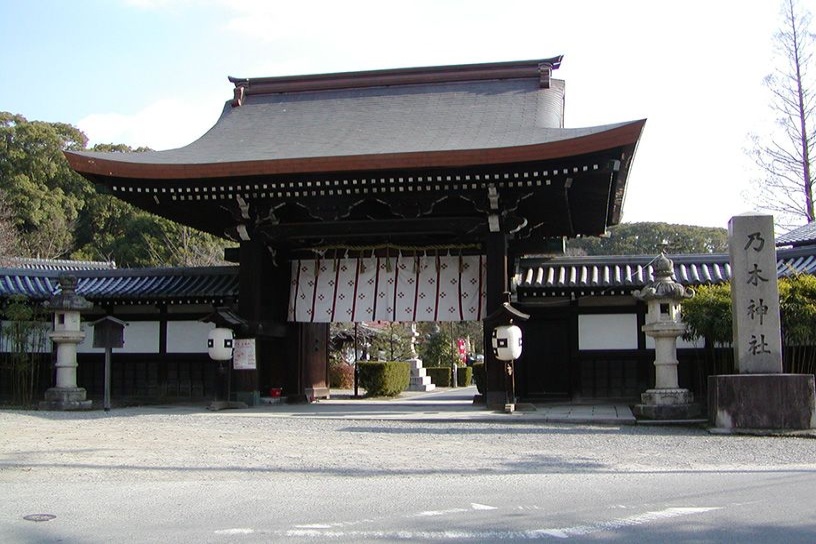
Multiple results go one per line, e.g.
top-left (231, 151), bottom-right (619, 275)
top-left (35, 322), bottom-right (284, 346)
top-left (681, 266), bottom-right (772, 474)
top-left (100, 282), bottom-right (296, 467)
top-left (255, 217), bottom-right (487, 241)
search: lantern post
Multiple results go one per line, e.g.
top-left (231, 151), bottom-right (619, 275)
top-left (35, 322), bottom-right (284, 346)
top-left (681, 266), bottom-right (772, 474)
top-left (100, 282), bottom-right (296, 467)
top-left (208, 326), bottom-right (234, 402)
top-left (487, 296), bottom-right (530, 413)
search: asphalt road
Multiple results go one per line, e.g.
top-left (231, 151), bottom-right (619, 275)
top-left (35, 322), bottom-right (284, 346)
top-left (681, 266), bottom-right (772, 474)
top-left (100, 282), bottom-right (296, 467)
top-left (2, 399), bottom-right (815, 543)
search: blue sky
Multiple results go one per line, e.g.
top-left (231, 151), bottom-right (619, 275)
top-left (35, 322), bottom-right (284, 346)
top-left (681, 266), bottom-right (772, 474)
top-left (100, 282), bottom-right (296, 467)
top-left (0, 0), bottom-right (804, 229)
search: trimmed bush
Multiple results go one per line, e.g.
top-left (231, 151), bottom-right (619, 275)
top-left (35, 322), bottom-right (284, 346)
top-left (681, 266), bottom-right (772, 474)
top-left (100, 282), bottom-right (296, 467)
top-left (357, 361), bottom-right (410, 397)
top-left (472, 362), bottom-right (486, 394)
top-left (426, 366), bottom-right (452, 387)
top-left (329, 363), bottom-right (354, 389)
top-left (457, 366), bottom-right (473, 386)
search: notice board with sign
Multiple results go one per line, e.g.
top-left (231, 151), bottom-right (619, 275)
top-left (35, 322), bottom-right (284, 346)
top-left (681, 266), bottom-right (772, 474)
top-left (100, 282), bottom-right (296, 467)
top-left (233, 338), bottom-right (257, 370)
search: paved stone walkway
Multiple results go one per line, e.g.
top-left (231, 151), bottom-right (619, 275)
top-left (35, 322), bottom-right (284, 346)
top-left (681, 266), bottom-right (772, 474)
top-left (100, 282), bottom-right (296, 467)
top-left (246, 385), bottom-right (639, 425)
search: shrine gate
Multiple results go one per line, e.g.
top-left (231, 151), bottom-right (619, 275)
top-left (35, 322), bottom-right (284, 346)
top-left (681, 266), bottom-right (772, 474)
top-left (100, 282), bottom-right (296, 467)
top-left (66, 57), bottom-right (644, 407)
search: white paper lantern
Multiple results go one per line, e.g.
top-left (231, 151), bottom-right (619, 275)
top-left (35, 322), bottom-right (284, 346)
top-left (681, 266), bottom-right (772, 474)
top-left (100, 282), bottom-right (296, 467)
top-left (491, 324), bottom-right (523, 361)
top-left (207, 327), bottom-right (234, 361)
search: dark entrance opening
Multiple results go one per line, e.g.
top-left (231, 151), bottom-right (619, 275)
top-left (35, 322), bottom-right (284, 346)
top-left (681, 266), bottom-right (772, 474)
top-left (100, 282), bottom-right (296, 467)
top-left (517, 318), bottom-right (571, 400)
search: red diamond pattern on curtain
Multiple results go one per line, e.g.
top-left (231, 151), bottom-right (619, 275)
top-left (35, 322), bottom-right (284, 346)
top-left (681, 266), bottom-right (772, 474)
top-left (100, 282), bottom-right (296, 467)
top-left (288, 255), bottom-right (487, 322)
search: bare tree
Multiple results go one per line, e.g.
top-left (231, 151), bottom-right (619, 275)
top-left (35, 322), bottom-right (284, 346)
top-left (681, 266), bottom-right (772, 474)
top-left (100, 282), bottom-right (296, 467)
top-left (750, 0), bottom-right (816, 228)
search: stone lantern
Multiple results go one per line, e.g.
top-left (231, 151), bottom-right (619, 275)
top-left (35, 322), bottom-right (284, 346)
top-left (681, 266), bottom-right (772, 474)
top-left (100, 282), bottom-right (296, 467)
top-left (632, 254), bottom-right (700, 419)
top-left (39, 275), bottom-right (94, 411)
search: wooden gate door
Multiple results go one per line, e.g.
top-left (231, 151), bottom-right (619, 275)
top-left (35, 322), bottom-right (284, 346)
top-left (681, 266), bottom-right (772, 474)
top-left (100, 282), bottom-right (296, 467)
top-left (516, 318), bottom-right (571, 400)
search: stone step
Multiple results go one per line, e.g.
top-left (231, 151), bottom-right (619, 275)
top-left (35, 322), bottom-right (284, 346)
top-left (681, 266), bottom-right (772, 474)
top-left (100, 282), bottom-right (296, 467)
top-left (408, 381), bottom-right (436, 392)
top-left (410, 375), bottom-right (433, 386)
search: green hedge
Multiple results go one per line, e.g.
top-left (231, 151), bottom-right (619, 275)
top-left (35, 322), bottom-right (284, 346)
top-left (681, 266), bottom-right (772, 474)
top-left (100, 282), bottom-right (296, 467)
top-left (426, 366), bottom-right (452, 387)
top-left (457, 366), bottom-right (473, 386)
top-left (357, 362), bottom-right (410, 397)
top-left (426, 366), bottom-right (473, 387)
top-left (472, 362), bottom-right (485, 394)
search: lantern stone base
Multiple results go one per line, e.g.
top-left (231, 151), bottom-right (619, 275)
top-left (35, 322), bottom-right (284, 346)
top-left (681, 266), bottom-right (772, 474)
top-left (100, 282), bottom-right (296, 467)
top-left (708, 374), bottom-right (816, 430)
top-left (39, 387), bottom-right (93, 411)
top-left (633, 388), bottom-right (701, 420)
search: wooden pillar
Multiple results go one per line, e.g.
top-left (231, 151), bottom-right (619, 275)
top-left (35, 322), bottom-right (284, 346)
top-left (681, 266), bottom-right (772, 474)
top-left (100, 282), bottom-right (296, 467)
top-left (157, 304), bottom-right (168, 400)
top-left (237, 240), bottom-right (292, 405)
top-left (484, 231), bottom-right (509, 409)
top-left (298, 323), bottom-right (330, 401)
top-left (238, 241), bottom-right (329, 403)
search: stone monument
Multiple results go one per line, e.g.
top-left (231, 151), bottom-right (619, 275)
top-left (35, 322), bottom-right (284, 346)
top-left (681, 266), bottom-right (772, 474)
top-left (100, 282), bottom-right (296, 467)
top-left (632, 254), bottom-right (701, 419)
top-left (39, 275), bottom-right (94, 411)
top-left (708, 214), bottom-right (815, 430)
top-left (406, 323), bottom-right (435, 392)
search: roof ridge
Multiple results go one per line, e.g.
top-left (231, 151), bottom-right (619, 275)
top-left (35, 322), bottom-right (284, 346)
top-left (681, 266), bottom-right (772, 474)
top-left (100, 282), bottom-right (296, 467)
top-left (4, 257), bottom-right (117, 270)
top-left (228, 57), bottom-right (564, 100)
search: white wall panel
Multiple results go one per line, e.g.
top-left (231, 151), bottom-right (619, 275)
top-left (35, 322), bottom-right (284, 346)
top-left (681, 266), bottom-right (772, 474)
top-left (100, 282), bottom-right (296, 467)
top-left (578, 314), bottom-right (638, 350)
top-left (167, 321), bottom-right (214, 353)
top-left (77, 321), bottom-right (159, 353)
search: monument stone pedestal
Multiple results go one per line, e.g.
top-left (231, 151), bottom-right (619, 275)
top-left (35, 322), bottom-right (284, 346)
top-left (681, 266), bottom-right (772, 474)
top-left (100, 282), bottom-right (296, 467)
top-left (709, 374), bottom-right (816, 430)
top-left (407, 358), bottom-right (435, 392)
top-left (406, 324), bottom-right (434, 392)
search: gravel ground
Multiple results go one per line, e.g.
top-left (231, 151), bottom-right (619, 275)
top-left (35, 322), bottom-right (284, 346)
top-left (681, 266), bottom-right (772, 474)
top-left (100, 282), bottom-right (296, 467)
top-left (2, 406), bottom-right (815, 484)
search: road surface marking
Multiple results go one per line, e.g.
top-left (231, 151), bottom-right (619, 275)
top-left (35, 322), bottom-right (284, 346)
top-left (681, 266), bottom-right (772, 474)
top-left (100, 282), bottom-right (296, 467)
top-left (279, 506), bottom-right (720, 540)
top-left (213, 528), bottom-right (255, 535)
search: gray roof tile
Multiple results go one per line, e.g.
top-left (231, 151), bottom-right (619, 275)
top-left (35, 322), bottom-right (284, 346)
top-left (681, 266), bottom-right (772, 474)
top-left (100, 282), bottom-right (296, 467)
top-left (776, 222), bottom-right (816, 247)
top-left (0, 266), bottom-right (239, 304)
top-left (67, 62), bottom-right (635, 170)
top-left (515, 249), bottom-right (816, 295)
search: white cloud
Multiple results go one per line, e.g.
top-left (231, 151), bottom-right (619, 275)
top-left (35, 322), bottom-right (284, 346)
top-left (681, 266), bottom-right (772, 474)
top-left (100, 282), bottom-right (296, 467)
top-left (78, 95), bottom-right (223, 151)
top-left (121, 0), bottom-right (202, 9)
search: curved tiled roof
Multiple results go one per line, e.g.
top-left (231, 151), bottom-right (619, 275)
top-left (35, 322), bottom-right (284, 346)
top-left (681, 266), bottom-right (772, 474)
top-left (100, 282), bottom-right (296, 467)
top-left (0, 266), bottom-right (239, 304)
top-left (64, 58), bottom-right (644, 180)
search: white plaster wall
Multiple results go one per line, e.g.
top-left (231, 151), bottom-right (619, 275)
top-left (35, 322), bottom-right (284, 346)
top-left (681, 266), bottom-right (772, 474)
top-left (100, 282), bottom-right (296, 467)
top-left (167, 321), bottom-right (214, 354)
top-left (578, 314), bottom-right (638, 350)
top-left (77, 322), bottom-right (160, 354)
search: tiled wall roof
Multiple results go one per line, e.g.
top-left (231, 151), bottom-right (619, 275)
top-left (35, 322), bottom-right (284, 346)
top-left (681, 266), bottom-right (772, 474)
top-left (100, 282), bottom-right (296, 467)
top-left (4, 246), bottom-right (816, 304)
top-left (516, 247), bottom-right (816, 296)
top-left (0, 266), bottom-right (239, 304)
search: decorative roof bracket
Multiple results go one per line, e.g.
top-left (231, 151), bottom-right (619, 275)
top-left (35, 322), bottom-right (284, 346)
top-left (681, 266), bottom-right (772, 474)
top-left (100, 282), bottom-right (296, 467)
top-left (232, 84), bottom-right (246, 107)
top-left (538, 63), bottom-right (553, 88)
